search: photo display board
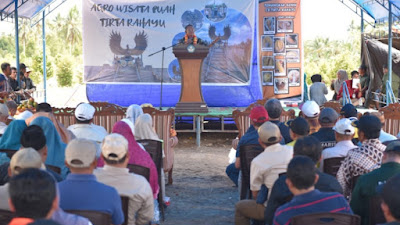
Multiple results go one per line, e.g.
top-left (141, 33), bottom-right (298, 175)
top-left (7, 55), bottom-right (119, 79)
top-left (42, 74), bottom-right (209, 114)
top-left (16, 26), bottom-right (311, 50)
top-left (259, 0), bottom-right (302, 99)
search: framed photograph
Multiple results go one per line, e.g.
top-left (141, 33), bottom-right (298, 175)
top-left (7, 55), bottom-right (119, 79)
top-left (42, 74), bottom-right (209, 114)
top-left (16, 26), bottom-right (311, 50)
top-left (286, 49), bottom-right (300, 63)
top-left (274, 77), bottom-right (289, 94)
top-left (277, 20), bottom-right (293, 33)
top-left (262, 56), bottom-right (274, 69)
top-left (274, 58), bottom-right (286, 76)
top-left (285, 34), bottom-right (298, 48)
top-left (273, 37), bottom-right (285, 55)
top-left (288, 68), bottom-right (301, 86)
top-left (261, 35), bottom-right (273, 51)
top-left (262, 71), bottom-right (273, 85)
top-left (263, 17), bottom-right (275, 34)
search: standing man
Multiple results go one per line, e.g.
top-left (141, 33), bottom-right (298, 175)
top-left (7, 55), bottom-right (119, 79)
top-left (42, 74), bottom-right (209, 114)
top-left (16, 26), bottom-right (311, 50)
top-left (359, 64), bottom-right (370, 98)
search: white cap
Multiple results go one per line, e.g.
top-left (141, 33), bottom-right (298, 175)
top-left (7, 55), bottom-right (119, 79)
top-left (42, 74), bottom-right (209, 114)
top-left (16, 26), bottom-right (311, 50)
top-left (0, 103), bottom-right (9, 117)
top-left (75, 103), bottom-right (95, 121)
top-left (333, 118), bottom-right (355, 135)
top-left (10, 147), bottom-right (44, 175)
top-left (26, 68), bottom-right (32, 73)
top-left (65, 139), bottom-right (98, 168)
top-left (301, 101), bottom-right (320, 118)
top-left (101, 134), bottom-right (128, 162)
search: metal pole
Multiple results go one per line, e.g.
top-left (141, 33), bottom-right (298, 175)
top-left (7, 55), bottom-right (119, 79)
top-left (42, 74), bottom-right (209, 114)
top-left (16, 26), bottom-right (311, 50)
top-left (42, 10), bottom-right (47, 102)
top-left (14, 0), bottom-right (20, 103)
top-left (159, 48), bottom-right (165, 110)
top-left (388, 2), bottom-right (393, 105)
top-left (361, 10), bottom-right (364, 59)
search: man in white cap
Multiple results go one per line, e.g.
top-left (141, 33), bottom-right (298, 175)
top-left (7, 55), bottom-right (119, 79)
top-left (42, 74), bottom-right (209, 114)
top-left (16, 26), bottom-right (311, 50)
top-left (94, 134), bottom-right (154, 225)
top-left (234, 122), bottom-right (293, 225)
top-left (0, 103), bottom-right (9, 134)
top-left (68, 103), bottom-right (108, 144)
top-left (320, 118), bottom-right (357, 170)
top-left (22, 67), bottom-right (35, 91)
top-left (58, 138), bottom-right (124, 225)
top-left (300, 100), bottom-right (321, 134)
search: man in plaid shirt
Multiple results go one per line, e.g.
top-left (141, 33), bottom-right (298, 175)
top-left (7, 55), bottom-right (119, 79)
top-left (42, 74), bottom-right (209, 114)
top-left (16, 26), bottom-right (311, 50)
top-left (336, 115), bottom-right (386, 198)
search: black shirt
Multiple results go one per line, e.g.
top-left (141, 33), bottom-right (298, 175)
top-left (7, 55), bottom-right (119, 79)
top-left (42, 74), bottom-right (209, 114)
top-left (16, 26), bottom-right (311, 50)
top-left (310, 127), bottom-right (337, 149)
top-left (22, 77), bottom-right (35, 90)
top-left (8, 79), bottom-right (19, 91)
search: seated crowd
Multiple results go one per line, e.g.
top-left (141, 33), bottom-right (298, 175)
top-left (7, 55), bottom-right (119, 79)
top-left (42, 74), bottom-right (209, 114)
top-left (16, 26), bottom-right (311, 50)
top-left (0, 100), bottom-right (178, 225)
top-left (229, 99), bottom-right (400, 225)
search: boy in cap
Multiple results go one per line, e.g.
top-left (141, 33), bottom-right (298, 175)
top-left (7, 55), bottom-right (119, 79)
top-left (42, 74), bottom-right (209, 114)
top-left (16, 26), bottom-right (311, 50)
top-left (380, 173), bottom-right (400, 225)
top-left (369, 112), bottom-right (397, 143)
top-left (311, 107), bottom-right (339, 149)
top-left (321, 118), bottom-right (357, 170)
top-left (235, 122), bottom-right (292, 225)
top-left (337, 115), bottom-right (386, 198)
top-left (286, 117), bottom-right (310, 146)
top-left (94, 134), bottom-right (154, 225)
top-left (272, 156), bottom-right (352, 225)
top-left (226, 106), bottom-right (269, 187)
top-left (58, 138), bottom-right (124, 225)
top-left (300, 100), bottom-right (320, 134)
top-left (68, 103), bottom-right (108, 144)
top-left (351, 140), bottom-right (400, 225)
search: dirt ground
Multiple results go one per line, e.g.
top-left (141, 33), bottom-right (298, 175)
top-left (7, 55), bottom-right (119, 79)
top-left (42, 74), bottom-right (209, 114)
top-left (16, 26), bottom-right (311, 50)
top-left (162, 132), bottom-right (239, 225)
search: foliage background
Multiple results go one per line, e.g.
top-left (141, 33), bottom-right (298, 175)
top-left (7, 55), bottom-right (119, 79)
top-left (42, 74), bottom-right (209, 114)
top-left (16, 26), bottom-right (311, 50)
top-left (0, 6), bottom-right (82, 87)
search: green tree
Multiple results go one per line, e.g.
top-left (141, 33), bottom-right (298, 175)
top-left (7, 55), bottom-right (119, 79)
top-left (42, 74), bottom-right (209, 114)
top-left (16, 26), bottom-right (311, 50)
top-left (56, 55), bottom-right (73, 87)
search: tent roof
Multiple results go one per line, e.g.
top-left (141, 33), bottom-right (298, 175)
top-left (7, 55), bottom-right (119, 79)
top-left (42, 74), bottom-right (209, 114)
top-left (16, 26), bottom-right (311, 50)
top-left (0, 0), bottom-right (55, 20)
top-left (351, 0), bottom-right (400, 23)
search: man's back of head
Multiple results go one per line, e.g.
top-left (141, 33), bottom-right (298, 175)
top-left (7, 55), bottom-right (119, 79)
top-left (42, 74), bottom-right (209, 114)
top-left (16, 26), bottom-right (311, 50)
top-left (9, 168), bottom-right (57, 220)
top-left (20, 125), bottom-right (47, 162)
top-left (258, 121), bottom-right (282, 146)
top-left (65, 138), bottom-right (98, 173)
top-left (264, 99), bottom-right (282, 120)
top-left (381, 173), bottom-right (400, 222)
top-left (383, 140), bottom-right (400, 164)
top-left (293, 136), bottom-right (322, 163)
top-left (101, 133), bottom-right (129, 166)
top-left (332, 118), bottom-right (355, 141)
top-left (357, 115), bottom-right (381, 140)
top-left (286, 156), bottom-right (318, 193)
top-left (36, 103), bottom-right (53, 113)
top-left (9, 147), bottom-right (43, 176)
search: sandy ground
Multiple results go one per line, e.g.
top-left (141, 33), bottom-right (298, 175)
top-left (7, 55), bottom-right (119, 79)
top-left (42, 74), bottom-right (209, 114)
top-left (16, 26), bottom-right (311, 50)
top-left (162, 133), bottom-right (238, 225)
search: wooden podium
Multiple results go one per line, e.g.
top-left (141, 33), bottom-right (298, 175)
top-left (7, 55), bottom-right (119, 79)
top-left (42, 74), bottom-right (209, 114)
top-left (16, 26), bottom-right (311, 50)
top-left (173, 44), bottom-right (209, 113)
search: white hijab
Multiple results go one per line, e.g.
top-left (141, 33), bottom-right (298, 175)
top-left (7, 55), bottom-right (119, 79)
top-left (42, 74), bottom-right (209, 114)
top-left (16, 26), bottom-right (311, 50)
top-left (134, 114), bottom-right (160, 141)
top-left (122, 104), bottom-right (144, 135)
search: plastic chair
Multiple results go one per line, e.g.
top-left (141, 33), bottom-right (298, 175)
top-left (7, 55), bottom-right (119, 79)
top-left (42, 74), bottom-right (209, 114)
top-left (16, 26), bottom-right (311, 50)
top-left (65, 210), bottom-right (111, 225)
top-left (239, 144), bottom-right (264, 200)
top-left (291, 212), bottom-right (361, 225)
top-left (120, 196), bottom-right (129, 225)
top-left (323, 157), bottom-right (345, 177)
top-left (137, 139), bottom-right (165, 221)
top-left (127, 164), bottom-right (150, 182)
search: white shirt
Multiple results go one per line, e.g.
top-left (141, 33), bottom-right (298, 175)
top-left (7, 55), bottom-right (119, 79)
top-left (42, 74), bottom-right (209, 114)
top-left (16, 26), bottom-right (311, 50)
top-left (68, 123), bottom-right (108, 144)
top-left (94, 165), bottom-right (154, 225)
top-left (0, 122), bottom-right (7, 135)
top-left (0, 183), bottom-right (9, 210)
top-left (321, 140), bottom-right (356, 169)
top-left (250, 143), bottom-right (293, 192)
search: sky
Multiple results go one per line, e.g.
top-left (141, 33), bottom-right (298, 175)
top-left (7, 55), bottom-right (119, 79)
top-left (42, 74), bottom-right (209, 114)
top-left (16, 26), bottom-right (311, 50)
top-left (0, 0), bottom-right (365, 40)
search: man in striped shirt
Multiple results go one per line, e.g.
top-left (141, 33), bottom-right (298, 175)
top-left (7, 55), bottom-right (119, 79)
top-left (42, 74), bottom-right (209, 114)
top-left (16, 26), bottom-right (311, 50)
top-left (273, 156), bottom-right (352, 225)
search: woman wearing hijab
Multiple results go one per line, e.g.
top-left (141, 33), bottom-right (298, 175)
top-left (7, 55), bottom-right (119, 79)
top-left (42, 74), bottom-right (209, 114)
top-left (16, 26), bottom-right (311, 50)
top-left (331, 69), bottom-right (349, 101)
top-left (26, 112), bottom-right (74, 143)
top-left (0, 120), bottom-right (27, 150)
top-left (121, 104), bottom-right (143, 135)
top-left (30, 117), bottom-right (68, 178)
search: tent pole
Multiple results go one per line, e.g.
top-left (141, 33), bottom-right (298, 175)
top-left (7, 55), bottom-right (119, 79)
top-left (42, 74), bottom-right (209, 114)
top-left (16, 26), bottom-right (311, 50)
top-left (42, 10), bottom-right (47, 103)
top-left (388, 1), bottom-right (393, 105)
top-left (14, 0), bottom-right (20, 103)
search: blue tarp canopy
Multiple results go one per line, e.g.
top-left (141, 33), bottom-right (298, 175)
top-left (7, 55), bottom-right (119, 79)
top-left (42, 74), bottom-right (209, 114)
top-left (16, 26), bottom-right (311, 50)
top-left (0, 0), bottom-right (54, 20)
top-left (351, 0), bottom-right (400, 23)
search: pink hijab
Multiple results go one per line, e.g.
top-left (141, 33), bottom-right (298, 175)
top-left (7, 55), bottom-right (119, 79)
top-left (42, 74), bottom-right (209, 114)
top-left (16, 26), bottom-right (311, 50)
top-left (97, 121), bottom-right (159, 199)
